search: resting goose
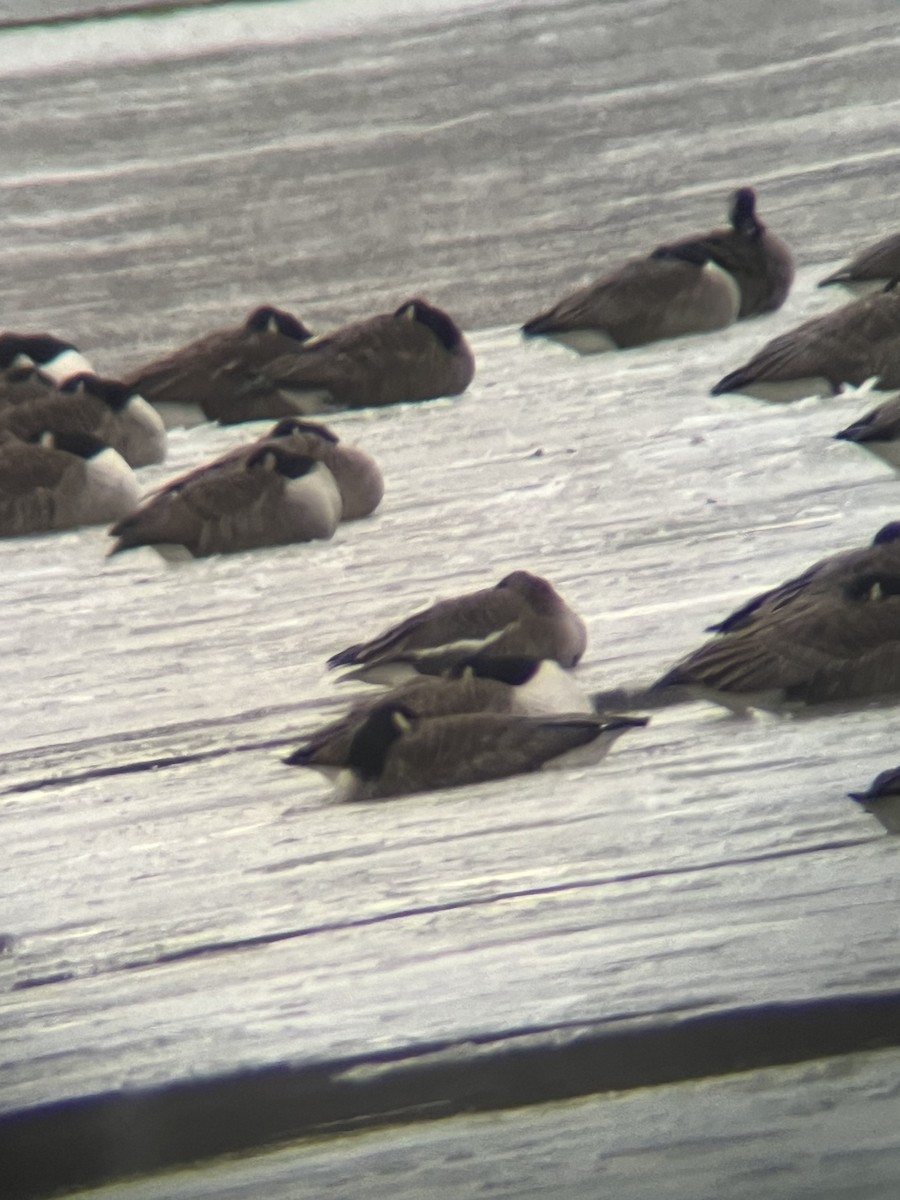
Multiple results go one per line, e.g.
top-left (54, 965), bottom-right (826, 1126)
top-left (0, 374), bottom-right (166, 468)
top-left (107, 442), bottom-right (341, 559)
top-left (521, 243), bottom-right (741, 354)
top-left (656, 186), bottom-right (794, 318)
top-left (0, 364), bottom-right (58, 408)
top-left (120, 304), bottom-right (314, 426)
top-left (649, 522), bottom-right (900, 711)
top-left (0, 430), bottom-right (140, 537)
top-left (849, 767), bottom-right (900, 833)
top-left (711, 285), bottom-right (900, 401)
top-left (834, 388), bottom-right (900, 469)
top-left (327, 701), bottom-right (648, 801)
top-left (227, 298), bottom-right (476, 418)
top-left (327, 570), bottom-right (588, 685)
top-left (261, 418), bottom-right (383, 519)
top-left (285, 654), bottom-right (594, 777)
top-left (819, 231), bottom-right (900, 295)
top-left (0, 332), bottom-right (93, 385)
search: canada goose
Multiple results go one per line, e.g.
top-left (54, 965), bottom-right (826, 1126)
top-left (324, 701), bottom-right (649, 801)
top-left (521, 244), bottom-right (741, 354)
top-left (711, 285), bottom-right (900, 401)
top-left (656, 187), bottom-right (794, 318)
top-left (0, 374), bottom-right (166, 468)
top-left (0, 332), bottom-right (94, 385)
top-left (834, 388), bottom-right (900, 469)
top-left (819, 231), bottom-right (900, 295)
top-left (848, 767), bottom-right (900, 833)
top-left (285, 654), bottom-right (595, 776)
top-left (120, 305), bottom-right (314, 426)
top-left (649, 522), bottom-right (900, 711)
top-left (327, 570), bottom-right (588, 684)
top-left (0, 363), bottom-right (58, 408)
top-left (107, 442), bottom-right (341, 559)
top-left (0, 430), bottom-right (140, 537)
top-left (262, 418), bottom-right (383, 519)
top-left (224, 298), bottom-right (476, 419)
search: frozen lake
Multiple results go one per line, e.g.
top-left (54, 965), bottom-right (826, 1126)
top-left (2, 0), bottom-right (900, 1196)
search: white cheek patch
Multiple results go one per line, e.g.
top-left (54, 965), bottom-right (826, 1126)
top-left (123, 395), bottom-right (168, 466)
top-left (82, 448), bottom-right (141, 523)
top-left (39, 348), bottom-right (94, 384)
top-left (516, 660), bottom-right (592, 715)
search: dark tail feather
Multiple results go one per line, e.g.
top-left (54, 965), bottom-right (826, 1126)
top-left (710, 367), bottom-right (752, 396)
top-left (521, 311), bottom-right (556, 338)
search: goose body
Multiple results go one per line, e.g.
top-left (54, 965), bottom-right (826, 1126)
top-left (0, 332), bottom-right (94, 386)
top-left (328, 702), bottom-right (648, 801)
top-left (834, 389), bottom-right (900, 469)
top-left (0, 374), bottom-right (166, 468)
top-left (650, 522), bottom-right (900, 711)
top-left (819, 232), bottom-right (900, 295)
top-left (327, 570), bottom-right (588, 684)
top-left (120, 305), bottom-right (314, 426)
top-left (286, 655), bottom-right (594, 777)
top-left (521, 248), bottom-right (741, 354)
top-left (0, 430), bottom-right (140, 537)
top-left (108, 443), bottom-right (341, 558)
top-left (849, 767), bottom-right (900, 833)
top-left (656, 187), bottom-right (794, 318)
top-left (0, 364), bottom-right (58, 408)
top-left (711, 286), bottom-right (900, 401)
top-left (229, 298), bottom-right (475, 418)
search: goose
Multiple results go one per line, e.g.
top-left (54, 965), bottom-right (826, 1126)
top-left (323, 701), bottom-right (649, 801)
top-left (224, 298), bottom-right (476, 419)
top-left (327, 570), bottom-right (588, 684)
top-left (107, 442), bottom-right (341, 559)
top-left (848, 767), bottom-right (900, 833)
top-left (655, 186), bottom-right (794, 318)
top-left (261, 418), bottom-right (383, 519)
top-left (834, 387), bottom-right (900, 469)
top-left (0, 332), bottom-right (93, 385)
top-left (710, 285), bottom-right (900, 401)
top-left (0, 374), bottom-right (166, 468)
top-left (648, 522), bottom-right (900, 711)
top-left (119, 305), bottom-right (314, 426)
top-left (0, 430), bottom-right (140, 537)
top-left (0, 363), bottom-right (58, 408)
top-left (285, 654), bottom-right (595, 777)
top-left (520, 243), bottom-right (741, 354)
top-left (819, 231), bottom-right (900, 295)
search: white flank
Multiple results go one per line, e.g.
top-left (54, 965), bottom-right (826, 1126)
top-left (733, 375), bottom-right (835, 403)
top-left (860, 793), bottom-right (900, 835)
top-left (544, 328), bottom-right (618, 355)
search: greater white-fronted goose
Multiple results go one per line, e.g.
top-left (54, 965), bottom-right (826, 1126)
top-left (834, 388), bottom-right (900, 469)
top-left (0, 374), bottom-right (166, 468)
top-left (0, 332), bottom-right (94, 385)
top-left (649, 522), bottom-right (900, 711)
top-left (849, 767), bottom-right (900, 833)
top-left (0, 430), bottom-right (140, 538)
top-left (656, 187), bottom-right (794, 318)
top-left (521, 244), bottom-right (741, 354)
top-left (325, 701), bottom-right (648, 801)
top-left (327, 570), bottom-right (588, 685)
top-left (285, 654), bottom-right (594, 777)
top-left (819, 231), bottom-right (900, 295)
top-left (120, 304), bottom-right (314, 426)
top-left (711, 285), bottom-right (900, 401)
top-left (107, 442), bottom-right (341, 559)
top-left (225, 298), bottom-right (476, 419)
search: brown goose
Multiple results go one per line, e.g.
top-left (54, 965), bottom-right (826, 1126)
top-left (834, 388), bottom-right (900, 469)
top-left (227, 298), bottom-right (476, 419)
top-left (119, 305), bottom-right (314, 426)
top-left (108, 442), bottom-right (341, 559)
top-left (650, 522), bottom-right (900, 711)
top-left (327, 570), bottom-right (588, 685)
top-left (0, 332), bottom-right (94, 385)
top-left (0, 364), bottom-right (58, 408)
top-left (711, 285), bottom-right (900, 401)
top-left (325, 701), bottom-right (648, 802)
top-left (285, 654), bottom-right (594, 777)
top-left (656, 187), bottom-right (794, 318)
top-left (0, 374), bottom-right (167, 467)
top-left (849, 766), bottom-right (900, 833)
top-left (521, 244), bottom-right (741, 354)
top-left (0, 430), bottom-right (140, 538)
top-left (819, 231), bottom-right (900, 295)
